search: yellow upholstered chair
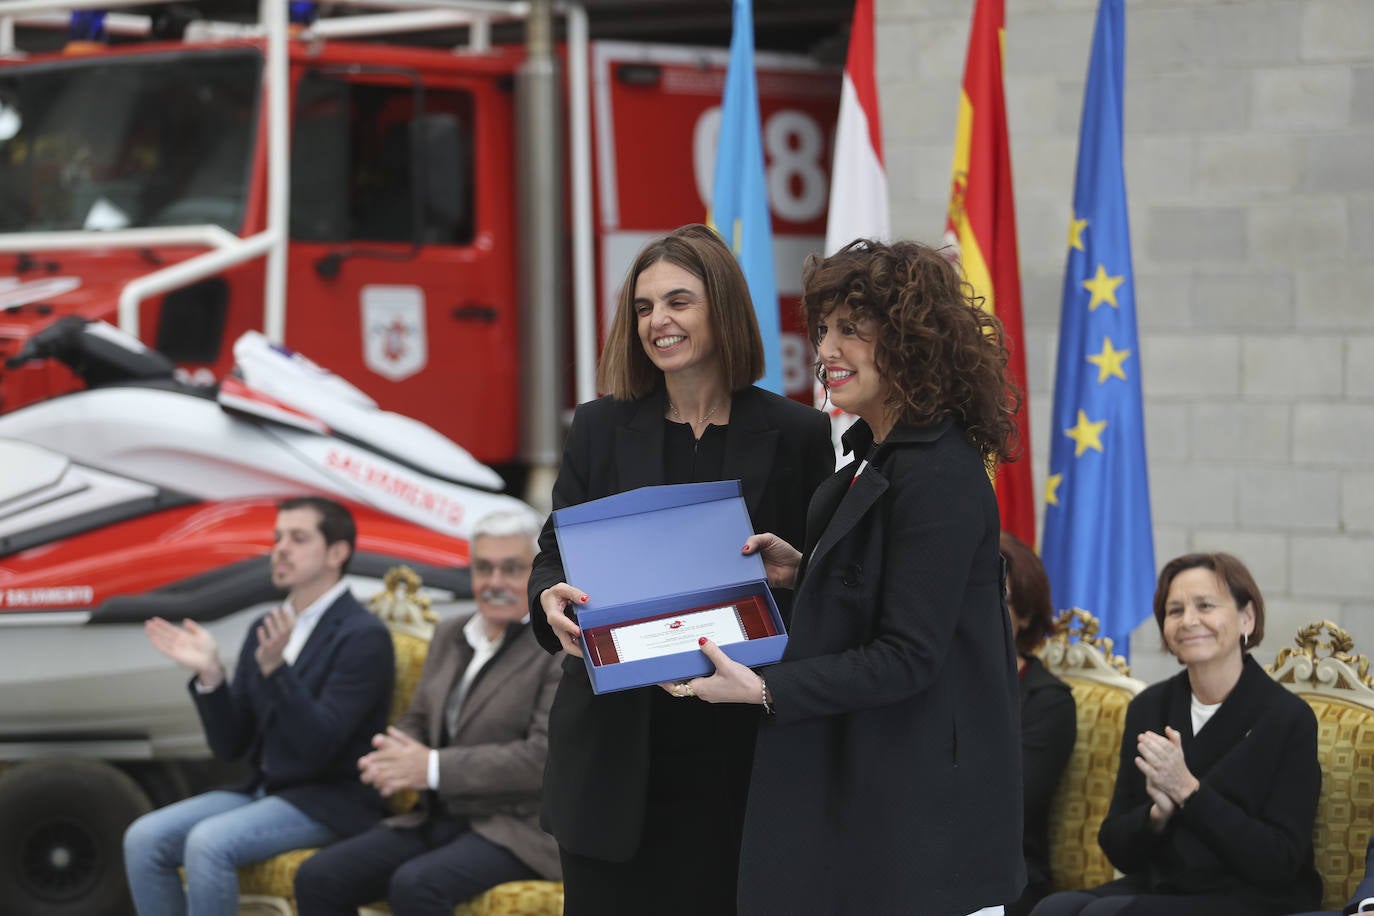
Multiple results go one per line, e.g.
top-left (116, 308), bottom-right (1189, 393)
top-left (1037, 608), bottom-right (1146, 892)
top-left (237, 567), bottom-right (437, 916)
top-left (1268, 620), bottom-right (1374, 911)
top-left (360, 880), bottom-right (566, 916)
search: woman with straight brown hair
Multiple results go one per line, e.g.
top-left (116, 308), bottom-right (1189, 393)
top-left (1032, 552), bottom-right (1321, 916)
top-left (527, 224), bottom-right (834, 915)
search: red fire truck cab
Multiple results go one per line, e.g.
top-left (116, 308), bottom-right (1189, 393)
top-left (0, 0), bottom-right (840, 488)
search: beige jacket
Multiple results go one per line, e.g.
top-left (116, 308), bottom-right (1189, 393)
top-left (387, 614), bottom-right (562, 879)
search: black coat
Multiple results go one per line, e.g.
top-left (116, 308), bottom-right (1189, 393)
top-left (1097, 654), bottom-right (1322, 914)
top-left (191, 590), bottom-right (394, 837)
top-left (738, 418), bottom-right (1026, 916)
top-left (527, 386), bottom-right (834, 861)
top-left (1015, 655), bottom-right (1076, 913)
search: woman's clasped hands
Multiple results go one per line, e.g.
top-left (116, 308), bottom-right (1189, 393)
top-left (1135, 725), bottom-right (1200, 831)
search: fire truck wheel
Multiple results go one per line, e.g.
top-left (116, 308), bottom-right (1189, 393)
top-left (0, 759), bottom-right (153, 916)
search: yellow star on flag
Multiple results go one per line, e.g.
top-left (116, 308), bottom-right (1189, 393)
top-left (1086, 336), bottom-right (1131, 384)
top-left (1065, 410), bottom-right (1107, 457)
top-left (1082, 264), bottom-right (1124, 311)
top-left (1045, 473), bottom-right (1063, 506)
top-left (1067, 213), bottom-right (1088, 252)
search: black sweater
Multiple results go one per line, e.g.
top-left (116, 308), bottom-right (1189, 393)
top-left (1098, 655), bottom-right (1322, 914)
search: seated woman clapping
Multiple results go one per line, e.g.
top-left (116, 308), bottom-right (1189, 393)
top-left (1031, 552), bottom-right (1322, 916)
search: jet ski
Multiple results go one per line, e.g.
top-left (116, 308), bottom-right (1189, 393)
top-left (0, 316), bottom-right (532, 754)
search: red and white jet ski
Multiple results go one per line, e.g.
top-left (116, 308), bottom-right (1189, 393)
top-left (0, 315), bottom-right (528, 757)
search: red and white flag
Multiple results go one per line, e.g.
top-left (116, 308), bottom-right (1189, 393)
top-left (818, 0), bottom-right (888, 453)
top-left (824, 0), bottom-right (888, 256)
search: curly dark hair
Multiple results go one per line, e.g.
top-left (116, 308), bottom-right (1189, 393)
top-left (801, 239), bottom-right (1021, 464)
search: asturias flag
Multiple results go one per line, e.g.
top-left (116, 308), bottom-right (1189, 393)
top-left (1041, 0), bottom-right (1155, 659)
top-left (942, 0), bottom-right (1035, 546)
top-left (818, 0), bottom-right (888, 455)
top-left (710, 0), bottom-right (782, 394)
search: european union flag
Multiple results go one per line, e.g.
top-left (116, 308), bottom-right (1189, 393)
top-left (1040, 0), bottom-right (1154, 659)
top-left (710, 0), bottom-right (781, 394)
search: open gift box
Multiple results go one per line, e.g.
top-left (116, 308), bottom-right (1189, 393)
top-left (553, 480), bottom-right (788, 694)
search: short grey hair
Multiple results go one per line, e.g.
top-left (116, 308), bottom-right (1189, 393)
top-left (471, 509), bottom-right (542, 554)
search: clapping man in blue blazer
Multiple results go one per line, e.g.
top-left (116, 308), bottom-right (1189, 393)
top-left (124, 496), bottom-right (394, 916)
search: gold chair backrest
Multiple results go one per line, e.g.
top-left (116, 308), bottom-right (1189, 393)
top-left (1269, 620), bottom-right (1374, 911)
top-left (1038, 608), bottom-right (1146, 892)
top-left (368, 566), bottom-right (439, 816)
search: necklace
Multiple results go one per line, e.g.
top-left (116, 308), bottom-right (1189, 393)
top-left (668, 398), bottom-right (724, 426)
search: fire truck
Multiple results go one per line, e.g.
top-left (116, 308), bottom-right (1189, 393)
top-left (0, 1), bottom-right (838, 912)
top-left (0, 0), bottom-right (840, 489)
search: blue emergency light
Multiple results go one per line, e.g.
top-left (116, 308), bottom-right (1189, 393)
top-left (288, 2), bottom-right (319, 25)
top-left (68, 10), bottom-right (107, 41)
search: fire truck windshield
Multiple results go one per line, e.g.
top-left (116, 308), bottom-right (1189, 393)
top-left (0, 49), bottom-right (260, 235)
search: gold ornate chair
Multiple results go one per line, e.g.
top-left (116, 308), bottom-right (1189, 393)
top-left (1037, 608), bottom-right (1146, 892)
top-left (1268, 620), bottom-right (1374, 911)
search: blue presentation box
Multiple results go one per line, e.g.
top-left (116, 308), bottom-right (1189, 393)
top-left (553, 480), bottom-right (788, 694)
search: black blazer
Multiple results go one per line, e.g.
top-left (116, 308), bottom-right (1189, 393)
top-left (738, 418), bottom-right (1026, 916)
top-left (527, 386), bottom-right (834, 861)
top-left (191, 589), bottom-right (395, 837)
top-left (1017, 655), bottom-right (1076, 909)
top-left (1098, 654), bottom-right (1322, 914)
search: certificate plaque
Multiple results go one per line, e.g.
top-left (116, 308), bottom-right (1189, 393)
top-left (553, 481), bottom-right (789, 693)
top-left (582, 594), bottom-right (778, 668)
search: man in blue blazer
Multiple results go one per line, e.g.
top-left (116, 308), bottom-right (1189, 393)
top-left (123, 496), bottom-right (394, 916)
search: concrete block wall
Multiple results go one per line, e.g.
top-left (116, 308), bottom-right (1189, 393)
top-left (877, 0), bottom-right (1374, 684)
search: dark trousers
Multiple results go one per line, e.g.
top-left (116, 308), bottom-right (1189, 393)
top-left (558, 785), bottom-right (747, 916)
top-left (294, 816), bottom-right (537, 916)
top-left (1030, 877), bottom-right (1270, 916)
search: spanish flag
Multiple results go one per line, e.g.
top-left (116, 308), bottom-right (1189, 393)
top-left (943, 0), bottom-right (1035, 545)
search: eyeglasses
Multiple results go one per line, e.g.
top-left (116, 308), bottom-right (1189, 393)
top-left (471, 559), bottom-right (531, 578)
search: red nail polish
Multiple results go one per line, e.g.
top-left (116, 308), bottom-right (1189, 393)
top-left (699, 637), bottom-right (707, 646)
top-left (580, 595), bottom-right (589, 602)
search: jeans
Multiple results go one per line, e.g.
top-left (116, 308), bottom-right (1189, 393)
top-left (123, 790), bottom-right (337, 916)
top-left (295, 817), bottom-right (538, 916)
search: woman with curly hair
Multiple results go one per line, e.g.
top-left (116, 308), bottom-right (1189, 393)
top-left (686, 239), bottom-right (1027, 914)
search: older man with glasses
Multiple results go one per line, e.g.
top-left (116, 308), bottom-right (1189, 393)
top-left (294, 509), bottom-right (563, 916)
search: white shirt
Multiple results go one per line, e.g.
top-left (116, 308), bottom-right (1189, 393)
top-left (1190, 692), bottom-right (1222, 735)
top-left (425, 614), bottom-right (525, 789)
top-left (283, 579), bottom-right (350, 665)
